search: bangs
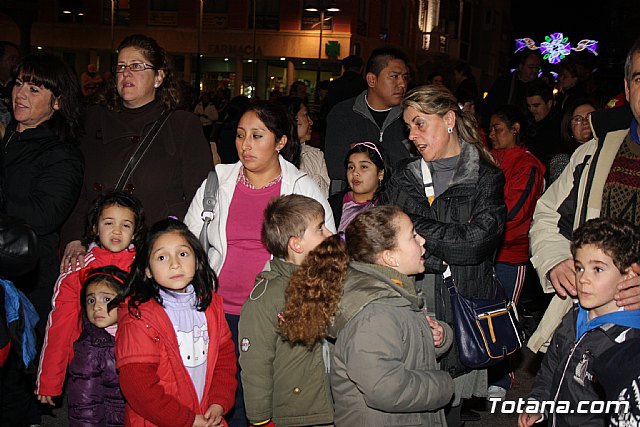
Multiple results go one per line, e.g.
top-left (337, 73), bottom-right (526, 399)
top-left (15, 63), bottom-right (62, 97)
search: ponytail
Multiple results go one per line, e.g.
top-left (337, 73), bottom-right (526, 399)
top-left (278, 235), bottom-right (348, 347)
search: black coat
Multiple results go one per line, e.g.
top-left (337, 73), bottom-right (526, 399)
top-left (1, 122), bottom-right (84, 324)
top-left (381, 142), bottom-right (506, 377)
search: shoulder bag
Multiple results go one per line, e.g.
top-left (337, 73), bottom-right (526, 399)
top-left (114, 110), bottom-right (172, 191)
top-left (199, 170), bottom-right (219, 252)
top-left (443, 266), bottom-right (524, 369)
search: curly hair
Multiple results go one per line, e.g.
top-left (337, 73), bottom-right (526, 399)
top-left (278, 205), bottom-right (405, 346)
top-left (98, 34), bottom-right (180, 112)
top-left (82, 190), bottom-right (146, 249)
top-left (109, 218), bottom-right (215, 314)
top-left (12, 53), bottom-right (84, 142)
top-left (403, 85), bottom-right (497, 167)
top-left (278, 234), bottom-right (348, 347)
top-left (571, 217), bottom-right (640, 273)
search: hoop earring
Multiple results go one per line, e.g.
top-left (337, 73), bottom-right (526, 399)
top-left (447, 127), bottom-right (453, 134)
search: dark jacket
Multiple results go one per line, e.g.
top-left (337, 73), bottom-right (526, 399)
top-left (1, 122), bottom-right (84, 324)
top-left (329, 262), bottom-right (454, 427)
top-left (326, 71), bottom-right (367, 111)
top-left (324, 91), bottom-right (412, 182)
top-left (381, 142), bottom-right (506, 377)
top-left (528, 305), bottom-right (640, 427)
top-left (67, 319), bottom-right (124, 427)
top-left (62, 100), bottom-right (212, 243)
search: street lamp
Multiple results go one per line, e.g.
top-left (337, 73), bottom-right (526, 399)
top-left (304, 1), bottom-right (340, 104)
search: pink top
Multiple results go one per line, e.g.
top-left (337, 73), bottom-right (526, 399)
top-left (217, 181), bottom-right (282, 315)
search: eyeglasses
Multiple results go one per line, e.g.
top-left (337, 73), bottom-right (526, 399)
top-left (114, 63), bottom-right (156, 73)
top-left (571, 113), bottom-right (592, 125)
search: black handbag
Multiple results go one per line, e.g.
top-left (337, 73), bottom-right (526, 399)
top-left (443, 267), bottom-right (524, 369)
top-left (0, 215), bottom-right (38, 279)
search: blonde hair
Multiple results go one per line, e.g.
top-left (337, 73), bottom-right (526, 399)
top-left (403, 85), bottom-right (496, 166)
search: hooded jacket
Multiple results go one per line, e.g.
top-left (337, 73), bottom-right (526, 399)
top-left (528, 304), bottom-right (640, 427)
top-left (381, 141), bottom-right (506, 377)
top-left (238, 259), bottom-right (333, 426)
top-left (329, 262), bottom-right (454, 427)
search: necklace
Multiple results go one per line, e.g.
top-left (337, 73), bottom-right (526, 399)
top-left (364, 94), bottom-right (392, 113)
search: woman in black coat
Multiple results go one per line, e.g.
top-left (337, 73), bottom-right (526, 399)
top-left (381, 85), bottom-right (506, 426)
top-left (1, 52), bottom-right (84, 426)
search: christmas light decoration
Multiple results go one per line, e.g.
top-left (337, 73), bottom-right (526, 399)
top-left (514, 32), bottom-right (598, 64)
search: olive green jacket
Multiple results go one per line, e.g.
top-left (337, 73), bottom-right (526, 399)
top-left (238, 258), bottom-right (333, 426)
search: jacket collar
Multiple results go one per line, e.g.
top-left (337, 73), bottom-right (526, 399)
top-left (576, 304), bottom-right (640, 342)
top-left (352, 90), bottom-right (403, 131)
top-left (403, 140), bottom-right (481, 192)
top-left (328, 261), bottom-right (423, 337)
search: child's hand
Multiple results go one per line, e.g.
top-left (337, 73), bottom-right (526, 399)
top-left (204, 404), bottom-right (224, 426)
top-left (426, 315), bottom-right (445, 347)
top-left (37, 395), bottom-right (55, 406)
top-left (518, 412), bottom-right (542, 427)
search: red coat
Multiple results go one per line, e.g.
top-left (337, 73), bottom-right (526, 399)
top-left (36, 245), bottom-right (135, 396)
top-left (492, 146), bottom-right (545, 264)
top-left (115, 293), bottom-right (236, 427)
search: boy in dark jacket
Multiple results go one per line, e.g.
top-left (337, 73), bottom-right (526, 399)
top-left (520, 217), bottom-right (640, 427)
top-left (238, 195), bottom-right (334, 427)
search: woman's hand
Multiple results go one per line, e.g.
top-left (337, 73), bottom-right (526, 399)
top-left (426, 315), bottom-right (445, 348)
top-left (204, 404), bottom-right (224, 426)
top-left (37, 395), bottom-right (55, 406)
top-left (60, 240), bottom-right (86, 272)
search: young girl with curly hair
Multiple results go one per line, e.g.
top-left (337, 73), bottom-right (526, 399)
top-left (238, 195), bottom-right (334, 427)
top-left (280, 205), bottom-right (455, 426)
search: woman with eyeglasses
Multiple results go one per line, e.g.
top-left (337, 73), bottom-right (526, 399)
top-left (60, 34), bottom-right (211, 270)
top-left (549, 98), bottom-right (598, 184)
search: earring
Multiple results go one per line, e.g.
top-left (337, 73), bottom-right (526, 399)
top-left (395, 261), bottom-right (400, 267)
top-left (154, 83), bottom-right (159, 88)
top-left (447, 127), bottom-right (453, 134)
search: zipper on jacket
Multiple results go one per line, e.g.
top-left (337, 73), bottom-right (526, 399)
top-left (379, 130), bottom-right (383, 143)
top-left (551, 333), bottom-right (587, 427)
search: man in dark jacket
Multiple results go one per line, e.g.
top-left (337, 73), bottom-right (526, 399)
top-left (326, 55), bottom-right (367, 111)
top-left (324, 47), bottom-right (413, 195)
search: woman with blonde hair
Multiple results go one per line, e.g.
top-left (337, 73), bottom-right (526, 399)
top-left (381, 85), bottom-right (506, 426)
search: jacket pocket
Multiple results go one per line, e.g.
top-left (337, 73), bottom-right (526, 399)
top-left (382, 412), bottom-right (422, 426)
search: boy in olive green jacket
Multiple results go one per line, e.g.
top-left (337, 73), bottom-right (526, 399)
top-left (238, 195), bottom-right (334, 427)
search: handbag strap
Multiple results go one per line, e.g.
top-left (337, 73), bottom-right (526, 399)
top-left (115, 110), bottom-right (172, 191)
top-left (199, 170), bottom-right (219, 252)
top-left (443, 266), bottom-right (459, 296)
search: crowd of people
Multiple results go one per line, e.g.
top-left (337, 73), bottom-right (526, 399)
top-left (0, 31), bottom-right (639, 427)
